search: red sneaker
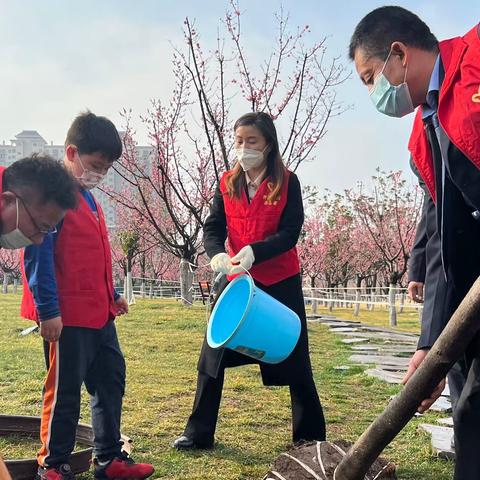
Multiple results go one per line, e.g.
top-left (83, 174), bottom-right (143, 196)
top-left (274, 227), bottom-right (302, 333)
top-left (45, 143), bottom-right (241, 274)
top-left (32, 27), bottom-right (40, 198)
top-left (94, 453), bottom-right (154, 479)
top-left (36, 464), bottom-right (75, 480)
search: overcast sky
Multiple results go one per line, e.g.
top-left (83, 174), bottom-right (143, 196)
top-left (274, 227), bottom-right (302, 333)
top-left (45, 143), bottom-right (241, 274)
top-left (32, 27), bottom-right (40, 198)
top-left (1, 0), bottom-right (478, 191)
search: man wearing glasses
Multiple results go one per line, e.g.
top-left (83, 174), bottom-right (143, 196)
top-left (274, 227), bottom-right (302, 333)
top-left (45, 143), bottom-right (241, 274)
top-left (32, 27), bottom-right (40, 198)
top-left (0, 155), bottom-right (77, 250)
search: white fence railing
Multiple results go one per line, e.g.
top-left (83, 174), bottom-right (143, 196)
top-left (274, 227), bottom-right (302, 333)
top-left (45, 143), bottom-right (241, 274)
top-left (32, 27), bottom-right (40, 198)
top-left (2, 276), bottom-right (420, 319)
top-left (115, 277), bottom-right (208, 303)
top-left (115, 277), bottom-right (421, 315)
top-left (302, 287), bottom-right (420, 308)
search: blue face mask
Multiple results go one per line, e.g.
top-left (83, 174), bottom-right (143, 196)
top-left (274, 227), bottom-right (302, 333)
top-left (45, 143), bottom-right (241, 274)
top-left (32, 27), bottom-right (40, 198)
top-left (369, 50), bottom-right (414, 118)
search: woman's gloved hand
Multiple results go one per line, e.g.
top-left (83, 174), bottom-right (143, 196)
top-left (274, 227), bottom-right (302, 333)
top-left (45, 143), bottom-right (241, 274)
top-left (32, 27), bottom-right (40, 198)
top-left (210, 252), bottom-right (232, 274)
top-left (230, 246), bottom-right (255, 274)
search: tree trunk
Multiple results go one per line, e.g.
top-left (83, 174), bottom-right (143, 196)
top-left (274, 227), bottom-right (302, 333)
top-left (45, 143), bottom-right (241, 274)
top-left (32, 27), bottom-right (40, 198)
top-left (13, 278), bottom-right (18, 294)
top-left (180, 258), bottom-right (194, 306)
top-left (399, 291), bottom-right (406, 313)
top-left (140, 255), bottom-right (146, 298)
top-left (354, 276), bottom-right (361, 316)
top-left (389, 283), bottom-right (397, 327)
top-left (125, 270), bottom-right (135, 305)
top-left (353, 290), bottom-right (361, 317)
top-left (2, 273), bottom-right (8, 294)
top-left (334, 275), bottom-right (480, 480)
top-left (369, 274), bottom-right (377, 311)
top-left (311, 277), bottom-right (318, 314)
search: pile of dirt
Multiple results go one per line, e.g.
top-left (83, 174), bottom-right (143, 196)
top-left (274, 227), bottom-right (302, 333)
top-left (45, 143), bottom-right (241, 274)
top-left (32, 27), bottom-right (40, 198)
top-left (263, 440), bottom-right (396, 480)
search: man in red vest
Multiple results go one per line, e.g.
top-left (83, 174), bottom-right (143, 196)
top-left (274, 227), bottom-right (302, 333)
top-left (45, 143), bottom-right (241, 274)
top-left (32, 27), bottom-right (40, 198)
top-left (350, 6), bottom-right (480, 479)
top-left (21, 112), bottom-right (154, 480)
top-left (1, 155), bottom-right (77, 250)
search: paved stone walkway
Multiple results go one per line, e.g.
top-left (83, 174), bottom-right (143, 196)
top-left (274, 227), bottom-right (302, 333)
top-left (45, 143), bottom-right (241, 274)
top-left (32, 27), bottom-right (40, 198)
top-left (308, 314), bottom-right (455, 459)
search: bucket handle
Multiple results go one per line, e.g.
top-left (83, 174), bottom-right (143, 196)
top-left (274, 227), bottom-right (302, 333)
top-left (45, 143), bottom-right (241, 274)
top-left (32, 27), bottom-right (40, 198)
top-left (184, 259), bottom-right (254, 323)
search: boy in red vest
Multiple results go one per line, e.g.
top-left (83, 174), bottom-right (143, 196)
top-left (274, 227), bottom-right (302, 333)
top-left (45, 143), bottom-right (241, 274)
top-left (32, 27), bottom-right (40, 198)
top-left (21, 112), bottom-right (154, 480)
top-left (1, 155), bottom-right (77, 250)
top-left (350, 7), bottom-right (480, 479)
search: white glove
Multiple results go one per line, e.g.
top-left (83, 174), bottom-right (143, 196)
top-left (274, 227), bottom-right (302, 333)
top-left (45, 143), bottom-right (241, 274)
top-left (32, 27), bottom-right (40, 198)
top-left (210, 252), bottom-right (232, 274)
top-left (230, 246), bottom-right (255, 275)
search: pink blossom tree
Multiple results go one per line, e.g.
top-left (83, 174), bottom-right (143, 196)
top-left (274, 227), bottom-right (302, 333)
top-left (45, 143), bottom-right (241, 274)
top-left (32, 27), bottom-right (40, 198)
top-left (106, 1), bottom-right (348, 305)
top-left (299, 195), bottom-right (355, 312)
top-left (0, 249), bottom-right (21, 294)
top-left (346, 170), bottom-right (422, 325)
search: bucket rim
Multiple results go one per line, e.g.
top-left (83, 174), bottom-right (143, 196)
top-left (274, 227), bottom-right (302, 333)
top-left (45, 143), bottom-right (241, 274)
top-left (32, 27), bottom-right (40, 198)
top-left (207, 274), bottom-right (255, 348)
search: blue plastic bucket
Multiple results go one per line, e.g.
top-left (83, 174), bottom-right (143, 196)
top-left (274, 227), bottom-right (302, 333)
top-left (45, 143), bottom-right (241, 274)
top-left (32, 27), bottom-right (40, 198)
top-left (207, 274), bottom-right (301, 364)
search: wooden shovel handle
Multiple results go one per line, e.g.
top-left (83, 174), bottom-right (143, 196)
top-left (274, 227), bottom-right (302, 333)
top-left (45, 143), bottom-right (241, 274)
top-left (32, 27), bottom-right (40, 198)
top-left (334, 275), bottom-right (480, 480)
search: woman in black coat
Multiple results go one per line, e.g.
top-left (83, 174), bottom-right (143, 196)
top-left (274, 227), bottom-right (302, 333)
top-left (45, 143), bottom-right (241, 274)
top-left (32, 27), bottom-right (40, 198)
top-left (173, 112), bottom-right (326, 450)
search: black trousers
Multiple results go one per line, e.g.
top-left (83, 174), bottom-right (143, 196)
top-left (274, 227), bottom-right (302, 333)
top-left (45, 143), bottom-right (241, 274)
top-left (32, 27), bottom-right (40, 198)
top-left (38, 322), bottom-right (126, 467)
top-left (448, 358), bottom-right (468, 415)
top-left (184, 369), bottom-right (326, 445)
top-left (452, 340), bottom-right (480, 480)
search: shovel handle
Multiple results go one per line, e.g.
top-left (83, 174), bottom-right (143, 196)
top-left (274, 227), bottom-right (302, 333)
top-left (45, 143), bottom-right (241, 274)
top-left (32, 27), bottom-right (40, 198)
top-left (334, 275), bottom-right (480, 480)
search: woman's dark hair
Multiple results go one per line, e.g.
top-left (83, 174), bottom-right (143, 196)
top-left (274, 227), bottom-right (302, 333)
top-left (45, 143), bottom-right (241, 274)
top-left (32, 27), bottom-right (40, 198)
top-left (4, 154), bottom-right (78, 210)
top-left (226, 112), bottom-right (285, 203)
top-left (349, 6), bottom-right (438, 61)
top-left (65, 110), bottom-right (122, 162)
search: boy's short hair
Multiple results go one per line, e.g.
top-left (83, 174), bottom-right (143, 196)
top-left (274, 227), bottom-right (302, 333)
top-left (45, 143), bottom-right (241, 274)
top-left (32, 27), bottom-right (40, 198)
top-left (65, 111), bottom-right (123, 162)
top-left (349, 6), bottom-right (439, 61)
top-left (4, 154), bottom-right (78, 209)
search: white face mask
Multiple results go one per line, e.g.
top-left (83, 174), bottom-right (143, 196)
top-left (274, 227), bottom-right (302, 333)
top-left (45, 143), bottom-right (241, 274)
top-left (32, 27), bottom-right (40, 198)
top-left (76, 155), bottom-right (106, 190)
top-left (236, 147), bottom-right (265, 172)
top-left (0, 198), bottom-right (34, 249)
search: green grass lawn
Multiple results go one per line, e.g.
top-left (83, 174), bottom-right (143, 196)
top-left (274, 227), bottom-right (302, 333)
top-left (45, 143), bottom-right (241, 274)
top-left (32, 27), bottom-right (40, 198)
top-left (0, 294), bottom-right (453, 479)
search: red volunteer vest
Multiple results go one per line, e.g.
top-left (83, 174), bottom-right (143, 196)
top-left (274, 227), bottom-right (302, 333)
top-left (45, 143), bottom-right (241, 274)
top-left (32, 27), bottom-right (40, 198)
top-left (408, 24), bottom-right (480, 202)
top-left (220, 169), bottom-right (300, 286)
top-left (21, 192), bottom-right (117, 329)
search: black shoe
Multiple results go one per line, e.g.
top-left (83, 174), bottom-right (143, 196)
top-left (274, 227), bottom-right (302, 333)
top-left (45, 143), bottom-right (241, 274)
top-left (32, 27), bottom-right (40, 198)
top-left (172, 435), bottom-right (214, 450)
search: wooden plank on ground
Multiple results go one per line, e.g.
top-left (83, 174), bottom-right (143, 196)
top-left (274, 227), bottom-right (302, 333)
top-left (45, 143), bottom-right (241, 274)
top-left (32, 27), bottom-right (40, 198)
top-left (365, 368), bottom-right (405, 384)
top-left (419, 424), bottom-right (455, 460)
top-left (322, 321), bottom-right (362, 327)
top-left (334, 331), bottom-right (418, 344)
top-left (375, 364), bottom-right (408, 373)
top-left (430, 396), bottom-right (452, 413)
top-left (329, 327), bottom-right (360, 333)
top-left (342, 338), bottom-right (368, 344)
top-left (350, 344), bottom-right (416, 354)
top-left (437, 417), bottom-right (454, 426)
top-left (348, 354), bottom-right (410, 367)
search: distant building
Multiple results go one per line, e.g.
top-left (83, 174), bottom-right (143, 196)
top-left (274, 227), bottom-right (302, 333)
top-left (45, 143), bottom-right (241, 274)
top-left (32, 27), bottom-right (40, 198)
top-left (0, 130), bottom-right (153, 227)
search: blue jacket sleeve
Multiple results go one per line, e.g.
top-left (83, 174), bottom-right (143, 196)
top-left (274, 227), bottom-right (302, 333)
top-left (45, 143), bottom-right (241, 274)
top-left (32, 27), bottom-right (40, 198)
top-left (23, 233), bottom-right (60, 321)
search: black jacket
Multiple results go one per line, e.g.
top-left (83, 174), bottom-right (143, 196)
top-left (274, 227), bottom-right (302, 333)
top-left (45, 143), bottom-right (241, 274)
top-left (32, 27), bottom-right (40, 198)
top-left (414, 120), bottom-right (480, 349)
